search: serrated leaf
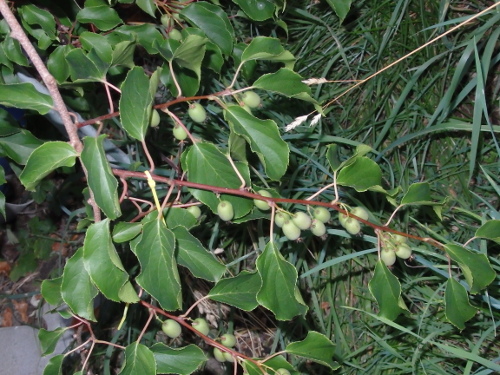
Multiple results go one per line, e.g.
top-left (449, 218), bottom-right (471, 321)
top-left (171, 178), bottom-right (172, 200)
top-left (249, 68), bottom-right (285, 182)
top-left (79, 32), bottom-right (112, 63)
top-left (240, 37), bottom-right (294, 67)
top-left (256, 242), bottom-right (308, 320)
top-left (233, 0), bottom-right (275, 21)
top-left (83, 219), bottom-right (138, 303)
top-left (475, 220), bottom-right (500, 244)
top-left (444, 244), bottom-right (496, 293)
top-left (113, 24), bottom-right (162, 55)
top-left (19, 142), bottom-right (78, 191)
top-left (253, 68), bottom-right (317, 103)
top-left (401, 182), bottom-right (443, 206)
top-left (66, 48), bottom-right (110, 82)
top-left (38, 328), bottom-right (66, 356)
top-left (0, 130), bottom-right (43, 165)
top-left (164, 207), bottom-right (197, 229)
top-left (119, 342), bottom-right (156, 375)
top-left (151, 343), bottom-right (207, 375)
top-left (172, 226), bottom-right (226, 282)
top-left (180, 2), bottom-right (234, 55)
top-left (0, 83), bottom-right (53, 114)
top-left (173, 34), bottom-right (207, 79)
top-left (208, 271), bottom-right (260, 311)
top-left (136, 0), bottom-right (156, 17)
top-left (368, 260), bottom-right (406, 320)
top-left (3, 36), bottom-right (29, 66)
top-left (286, 331), bottom-right (340, 370)
top-left (61, 248), bottom-right (98, 321)
top-left (131, 219), bottom-right (182, 311)
top-left (112, 222), bottom-right (143, 243)
top-left (337, 156), bottom-right (382, 192)
top-left (225, 105), bottom-right (289, 180)
top-left (47, 45), bottom-right (72, 83)
top-left (77, 0), bottom-right (123, 31)
top-left (81, 135), bottom-right (121, 219)
top-left (326, 0), bottom-right (352, 22)
top-left (445, 278), bottom-right (477, 330)
top-left (41, 277), bottom-right (63, 306)
top-left (42, 354), bottom-right (64, 375)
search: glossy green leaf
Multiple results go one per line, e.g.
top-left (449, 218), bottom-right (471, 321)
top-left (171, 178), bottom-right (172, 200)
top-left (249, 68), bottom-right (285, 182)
top-left (286, 331), bottom-right (340, 370)
top-left (151, 343), bottom-right (207, 375)
top-left (83, 219), bottom-right (138, 303)
top-left (261, 356), bottom-right (297, 374)
top-left (0, 83), bottom-right (53, 114)
top-left (3, 37), bottom-right (29, 66)
top-left (256, 242), bottom-right (308, 320)
top-left (112, 222), bottom-right (143, 243)
top-left (224, 105), bottom-right (289, 180)
top-left (174, 34), bottom-right (207, 77)
top-left (368, 260), bottom-right (405, 320)
top-left (77, 0), bottom-right (123, 31)
top-left (131, 219), bottom-right (182, 311)
top-left (326, 144), bottom-right (342, 171)
top-left (208, 271), bottom-right (260, 311)
top-left (445, 278), bottom-right (477, 330)
top-left (0, 131), bottom-right (41, 165)
top-left (113, 24), bottom-right (162, 55)
top-left (19, 4), bottom-right (57, 49)
top-left (20, 142), bottom-right (78, 191)
top-left (253, 68), bottom-right (317, 103)
top-left (111, 40), bottom-right (136, 68)
top-left (180, 2), bottom-right (234, 55)
top-left (475, 220), bottom-right (500, 244)
top-left (401, 182), bottom-right (433, 205)
top-left (41, 277), bottom-right (63, 306)
top-left (61, 247), bottom-right (98, 321)
top-left (444, 244), bottom-right (496, 294)
top-left (326, 0), bottom-right (352, 22)
top-left (47, 45), bottom-right (72, 83)
top-left (136, 0), bottom-right (156, 17)
top-left (38, 328), bottom-right (66, 356)
top-left (0, 108), bottom-right (21, 136)
top-left (233, 0), bottom-right (275, 21)
top-left (81, 136), bottom-right (122, 219)
top-left (0, 191), bottom-right (4, 220)
top-left (79, 32), bottom-right (112, 63)
top-left (164, 207), bottom-right (197, 229)
top-left (240, 37), bottom-right (294, 68)
top-left (182, 142), bottom-right (253, 218)
top-left (66, 48), bottom-right (109, 82)
top-left (337, 156), bottom-right (382, 192)
top-left (119, 342), bottom-right (156, 375)
top-left (172, 226), bottom-right (226, 282)
top-left (42, 354), bottom-right (64, 375)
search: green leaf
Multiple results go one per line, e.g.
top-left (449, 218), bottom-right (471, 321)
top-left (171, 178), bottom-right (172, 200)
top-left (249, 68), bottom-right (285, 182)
top-left (47, 45), bottom-right (72, 83)
top-left (113, 24), bottom-right (162, 55)
top-left (208, 271), bottom-right (260, 311)
top-left (224, 105), bottom-right (289, 180)
top-left (286, 331), bottom-right (339, 370)
top-left (173, 34), bottom-right (207, 79)
top-left (77, 0), bottom-right (123, 31)
top-left (337, 156), bottom-right (382, 192)
top-left (445, 278), bottom-right (477, 330)
top-left (136, 0), bottom-right (156, 17)
top-left (233, 0), bottom-right (275, 21)
top-left (61, 247), bottom-right (98, 321)
top-left (38, 328), bottom-right (66, 356)
top-left (182, 142), bottom-right (253, 218)
top-left (119, 342), bottom-right (156, 375)
top-left (253, 68), bottom-right (317, 103)
top-left (172, 226), bottom-right (226, 282)
top-left (151, 343), bottom-right (207, 375)
top-left (81, 135), bottom-right (122, 219)
top-left (66, 47), bottom-right (110, 82)
top-left (112, 222), bottom-right (143, 243)
top-left (368, 260), bottom-right (405, 320)
top-left (240, 37), bottom-right (294, 68)
top-left (401, 182), bottom-right (433, 205)
top-left (19, 4), bottom-right (57, 49)
top-left (42, 354), bottom-right (64, 375)
top-left (3, 37), bottom-right (29, 66)
top-left (83, 219), bottom-right (138, 303)
top-left (444, 244), bottom-right (496, 293)
top-left (326, 0), bottom-right (352, 22)
top-left (164, 207), bottom-right (197, 229)
top-left (0, 129), bottom-right (43, 165)
top-left (180, 2), bottom-right (234, 55)
top-left (475, 220), bottom-right (500, 245)
top-left (41, 277), bottom-right (63, 306)
top-left (131, 219), bottom-right (182, 311)
top-left (0, 191), bottom-right (5, 220)
top-left (326, 144), bottom-right (342, 171)
top-left (0, 83), bottom-right (53, 114)
top-left (19, 142), bottom-right (78, 191)
top-left (79, 31), bottom-right (113, 64)
top-left (256, 242), bottom-right (308, 320)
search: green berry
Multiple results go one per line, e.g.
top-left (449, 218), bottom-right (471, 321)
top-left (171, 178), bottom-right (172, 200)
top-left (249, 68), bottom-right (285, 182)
top-left (310, 219), bottom-right (326, 237)
top-left (292, 211), bottom-right (312, 230)
top-left (173, 124), bottom-right (188, 140)
top-left (391, 234), bottom-right (407, 244)
top-left (213, 347), bottom-right (226, 362)
top-left (313, 206), bottom-right (331, 223)
top-left (217, 201), bottom-right (234, 221)
top-left (253, 190), bottom-right (272, 211)
top-left (395, 243), bottom-right (412, 259)
top-left (274, 212), bottom-right (289, 227)
top-left (381, 249), bottom-right (396, 266)
top-left (186, 205), bottom-right (201, 219)
top-left (191, 317), bottom-right (209, 335)
top-left (220, 333), bottom-right (237, 348)
top-left (338, 212), bottom-right (349, 227)
top-left (150, 109), bottom-right (160, 127)
top-left (344, 218), bottom-right (361, 235)
top-left (276, 369), bottom-right (291, 375)
top-left (188, 102), bottom-right (207, 123)
top-left (223, 351), bottom-right (234, 362)
top-left (161, 14), bottom-right (172, 28)
top-left (168, 28), bottom-right (182, 41)
top-left (282, 220), bottom-right (301, 240)
top-left (241, 90), bottom-right (261, 108)
top-left (351, 206), bottom-right (369, 221)
top-left (162, 319), bottom-right (182, 338)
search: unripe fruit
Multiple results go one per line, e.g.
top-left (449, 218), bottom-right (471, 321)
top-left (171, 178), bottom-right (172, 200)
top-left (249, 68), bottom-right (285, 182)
top-left (186, 205), bottom-right (201, 219)
top-left (276, 369), bottom-right (291, 375)
top-left (391, 234), bottom-right (407, 244)
top-left (168, 28), bottom-right (182, 41)
top-left (241, 91), bottom-right (261, 108)
top-left (150, 109), bottom-right (160, 127)
top-left (188, 102), bottom-right (207, 123)
top-left (220, 333), bottom-right (237, 348)
top-left (162, 319), bottom-right (182, 338)
top-left (173, 124), bottom-right (188, 141)
top-left (191, 317), bottom-right (209, 335)
top-left (161, 14), bottom-right (172, 28)
top-left (223, 351), bottom-right (234, 362)
top-left (282, 220), bottom-right (301, 241)
top-left (395, 243), bottom-right (412, 259)
top-left (351, 206), bottom-right (369, 221)
top-left (338, 212), bottom-right (349, 227)
top-left (217, 201), bottom-right (234, 221)
top-left (344, 217), bottom-right (361, 235)
top-left (253, 190), bottom-right (272, 211)
top-left (310, 219), bottom-right (326, 237)
top-left (213, 347), bottom-right (226, 362)
top-left (292, 211), bottom-right (312, 230)
top-left (313, 207), bottom-right (331, 223)
top-left (240, 103), bottom-right (252, 114)
top-left (381, 249), bottom-right (396, 266)
top-left (274, 212), bottom-right (289, 227)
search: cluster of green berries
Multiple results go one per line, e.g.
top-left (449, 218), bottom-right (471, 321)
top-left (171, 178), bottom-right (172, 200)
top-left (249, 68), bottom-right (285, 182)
top-left (380, 233), bottom-right (412, 266)
top-left (275, 207), bottom-right (331, 240)
top-left (338, 206), bottom-right (369, 235)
